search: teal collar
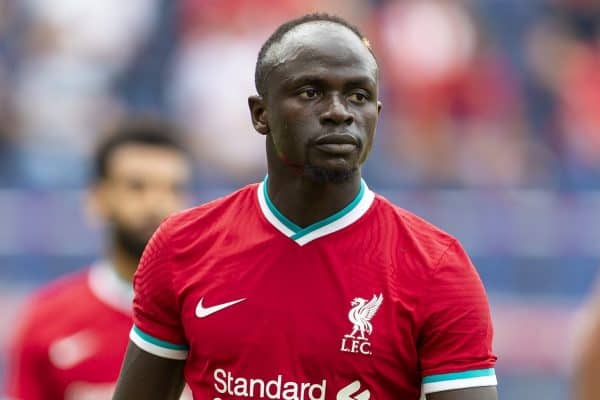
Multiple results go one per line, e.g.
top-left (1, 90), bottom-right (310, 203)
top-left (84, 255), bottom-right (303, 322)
top-left (257, 177), bottom-right (375, 246)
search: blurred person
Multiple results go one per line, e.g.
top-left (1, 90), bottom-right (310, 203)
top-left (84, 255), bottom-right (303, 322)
top-left (12, 0), bottom-right (160, 187)
top-left (4, 118), bottom-right (193, 399)
top-left (373, 0), bottom-right (540, 187)
top-left (113, 14), bottom-right (497, 400)
top-left (525, 0), bottom-right (600, 186)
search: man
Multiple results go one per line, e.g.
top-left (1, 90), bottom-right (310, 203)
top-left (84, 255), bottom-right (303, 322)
top-left (4, 118), bottom-right (193, 400)
top-left (113, 14), bottom-right (498, 400)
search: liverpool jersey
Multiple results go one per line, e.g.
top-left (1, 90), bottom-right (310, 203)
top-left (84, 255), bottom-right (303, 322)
top-left (5, 262), bottom-right (133, 400)
top-left (131, 179), bottom-right (497, 399)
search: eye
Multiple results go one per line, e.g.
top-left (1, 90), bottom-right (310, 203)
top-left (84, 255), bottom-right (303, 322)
top-left (298, 88), bottom-right (320, 100)
top-left (348, 92), bottom-right (368, 104)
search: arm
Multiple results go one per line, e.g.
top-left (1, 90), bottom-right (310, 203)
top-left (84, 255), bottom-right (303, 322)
top-left (113, 217), bottom-right (190, 398)
top-left (571, 291), bottom-right (600, 400)
top-left (427, 386), bottom-right (498, 400)
top-left (112, 341), bottom-right (185, 400)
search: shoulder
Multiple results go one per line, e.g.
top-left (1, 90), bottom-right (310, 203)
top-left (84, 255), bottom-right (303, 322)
top-left (136, 184), bottom-right (260, 275)
top-left (24, 269), bottom-right (91, 315)
top-left (11, 269), bottom-right (92, 342)
top-left (160, 183), bottom-right (259, 240)
top-left (372, 193), bottom-right (459, 268)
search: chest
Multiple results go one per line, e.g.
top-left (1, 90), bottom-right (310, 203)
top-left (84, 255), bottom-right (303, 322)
top-left (45, 310), bottom-right (131, 396)
top-left (177, 241), bottom-right (421, 375)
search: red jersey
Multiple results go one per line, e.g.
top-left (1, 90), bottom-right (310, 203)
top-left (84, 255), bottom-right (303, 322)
top-left (131, 180), bottom-right (497, 399)
top-left (5, 263), bottom-right (133, 400)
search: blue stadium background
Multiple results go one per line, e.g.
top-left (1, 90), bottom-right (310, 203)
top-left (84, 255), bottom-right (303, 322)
top-left (2, 0), bottom-right (600, 398)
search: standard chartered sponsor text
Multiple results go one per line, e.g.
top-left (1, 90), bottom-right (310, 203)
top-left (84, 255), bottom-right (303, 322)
top-left (213, 368), bottom-right (326, 400)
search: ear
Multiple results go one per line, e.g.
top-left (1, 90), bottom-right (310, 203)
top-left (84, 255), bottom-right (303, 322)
top-left (248, 95), bottom-right (270, 135)
top-left (377, 100), bottom-right (383, 115)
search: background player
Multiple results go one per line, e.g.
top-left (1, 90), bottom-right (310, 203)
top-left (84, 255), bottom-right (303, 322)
top-left (113, 14), bottom-right (498, 400)
top-left (4, 118), bottom-right (193, 400)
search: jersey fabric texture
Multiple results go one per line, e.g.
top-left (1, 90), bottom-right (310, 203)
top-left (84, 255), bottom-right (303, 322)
top-left (5, 262), bottom-right (133, 400)
top-left (131, 179), bottom-right (497, 400)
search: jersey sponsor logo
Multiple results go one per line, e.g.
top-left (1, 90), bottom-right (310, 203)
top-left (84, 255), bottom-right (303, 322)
top-left (336, 380), bottom-right (370, 400)
top-left (48, 330), bottom-right (97, 369)
top-left (340, 294), bottom-right (383, 356)
top-left (213, 368), bottom-right (326, 400)
top-left (195, 297), bottom-right (246, 318)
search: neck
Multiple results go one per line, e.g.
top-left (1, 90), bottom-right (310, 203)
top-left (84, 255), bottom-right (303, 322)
top-left (266, 165), bottom-right (362, 228)
top-left (108, 242), bottom-right (138, 283)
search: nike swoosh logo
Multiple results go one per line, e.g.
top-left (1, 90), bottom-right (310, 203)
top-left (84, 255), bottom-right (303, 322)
top-left (195, 297), bottom-right (246, 318)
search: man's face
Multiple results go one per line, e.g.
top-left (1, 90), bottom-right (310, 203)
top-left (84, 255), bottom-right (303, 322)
top-left (92, 143), bottom-right (191, 259)
top-left (259, 22), bottom-right (381, 182)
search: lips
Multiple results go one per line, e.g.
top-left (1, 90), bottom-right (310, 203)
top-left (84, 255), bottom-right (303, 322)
top-left (313, 134), bottom-right (359, 155)
top-left (315, 133), bottom-right (359, 146)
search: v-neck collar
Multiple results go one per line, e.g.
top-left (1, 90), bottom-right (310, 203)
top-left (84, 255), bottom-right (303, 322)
top-left (256, 177), bottom-right (375, 246)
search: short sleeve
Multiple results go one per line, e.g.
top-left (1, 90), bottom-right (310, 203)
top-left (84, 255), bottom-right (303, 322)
top-left (418, 240), bottom-right (497, 394)
top-left (130, 218), bottom-right (189, 360)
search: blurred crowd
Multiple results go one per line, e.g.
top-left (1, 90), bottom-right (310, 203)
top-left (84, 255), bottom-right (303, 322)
top-left (0, 0), bottom-right (599, 190)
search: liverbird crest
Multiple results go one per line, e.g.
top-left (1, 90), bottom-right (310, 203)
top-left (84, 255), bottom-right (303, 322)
top-left (344, 294), bottom-right (383, 340)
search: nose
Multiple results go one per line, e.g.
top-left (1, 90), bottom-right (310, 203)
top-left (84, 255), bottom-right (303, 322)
top-left (144, 186), bottom-right (180, 219)
top-left (320, 94), bottom-right (354, 126)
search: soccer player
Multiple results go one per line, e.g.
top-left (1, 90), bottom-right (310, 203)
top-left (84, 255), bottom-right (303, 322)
top-left (4, 118), bottom-right (193, 400)
top-left (113, 14), bottom-right (498, 400)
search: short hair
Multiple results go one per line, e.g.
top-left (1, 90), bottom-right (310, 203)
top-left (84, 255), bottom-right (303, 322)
top-left (254, 13), bottom-right (374, 97)
top-left (93, 117), bottom-right (189, 181)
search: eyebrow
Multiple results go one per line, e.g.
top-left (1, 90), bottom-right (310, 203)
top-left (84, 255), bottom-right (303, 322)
top-left (281, 75), bottom-right (326, 89)
top-left (282, 74), bottom-right (377, 90)
top-left (344, 77), bottom-right (377, 89)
